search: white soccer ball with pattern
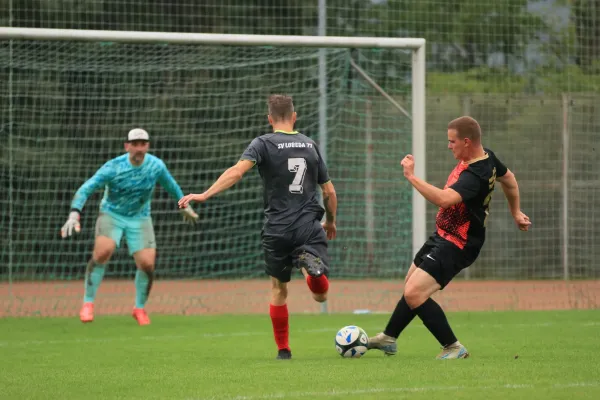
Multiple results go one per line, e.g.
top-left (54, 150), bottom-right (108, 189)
top-left (335, 325), bottom-right (369, 358)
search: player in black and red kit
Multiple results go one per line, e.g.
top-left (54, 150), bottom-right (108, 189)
top-left (368, 116), bottom-right (531, 359)
top-left (179, 95), bottom-right (337, 360)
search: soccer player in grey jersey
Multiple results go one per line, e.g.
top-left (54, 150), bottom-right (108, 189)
top-left (179, 95), bottom-right (337, 360)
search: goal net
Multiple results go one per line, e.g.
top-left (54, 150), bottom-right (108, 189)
top-left (0, 28), bottom-right (425, 316)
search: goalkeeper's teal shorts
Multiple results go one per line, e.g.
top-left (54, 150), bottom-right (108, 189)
top-left (94, 212), bottom-right (156, 255)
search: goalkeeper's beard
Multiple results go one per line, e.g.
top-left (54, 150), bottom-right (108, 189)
top-left (130, 153), bottom-right (145, 165)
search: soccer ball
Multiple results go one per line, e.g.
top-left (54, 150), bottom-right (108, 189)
top-left (335, 325), bottom-right (369, 358)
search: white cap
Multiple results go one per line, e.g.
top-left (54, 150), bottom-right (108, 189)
top-left (127, 128), bottom-right (149, 142)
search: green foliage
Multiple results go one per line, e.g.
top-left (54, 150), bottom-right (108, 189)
top-left (428, 65), bottom-right (600, 94)
top-left (538, 64), bottom-right (600, 91)
top-left (572, 0), bottom-right (600, 71)
top-left (428, 67), bottom-right (529, 94)
top-left (2, 0), bottom-right (600, 75)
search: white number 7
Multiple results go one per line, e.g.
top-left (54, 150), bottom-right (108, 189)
top-left (288, 158), bottom-right (307, 194)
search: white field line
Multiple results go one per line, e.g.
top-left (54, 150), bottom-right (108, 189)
top-left (185, 382), bottom-right (600, 400)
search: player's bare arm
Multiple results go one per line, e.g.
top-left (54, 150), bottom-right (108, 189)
top-left (320, 181), bottom-right (337, 240)
top-left (497, 169), bottom-right (531, 231)
top-left (178, 160), bottom-right (255, 208)
top-left (401, 154), bottom-right (462, 209)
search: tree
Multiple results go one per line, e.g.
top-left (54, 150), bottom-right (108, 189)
top-left (325, 0), bottom-right (550, 72)
top-left (572, 0), bottom-right (600, 71)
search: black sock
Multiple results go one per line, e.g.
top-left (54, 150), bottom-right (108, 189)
top-left (383, 296), bottom-right (416, 338)
top-left (414, 298), bottom-right (457, 347)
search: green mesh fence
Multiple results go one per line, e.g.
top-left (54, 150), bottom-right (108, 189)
top-left (1, 1), bottom-right (600, 316)
top-left (0, 40), bottom-right (413, 285)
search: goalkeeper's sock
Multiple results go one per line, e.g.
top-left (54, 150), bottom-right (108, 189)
top-left (135, 269), bottom-right (154, 309)
top-left (414, 298), bottom-right (458, 347)
top-left (83, 260), bottom-right (106, 303)
top-left (269, 304), bottom-right (289, 351)
top-left (306, 274), bottom-right (329, 294)
top-left (384, 296), bottom-right (416, 338)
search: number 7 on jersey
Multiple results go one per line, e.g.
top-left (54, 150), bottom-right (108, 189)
top-left (288, 158), bottom-right (307, 194)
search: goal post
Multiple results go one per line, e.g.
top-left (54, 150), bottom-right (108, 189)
top-left (1, 26), bottom-right (427, 254)
top-left (0, 27), bottom-right (426, 316)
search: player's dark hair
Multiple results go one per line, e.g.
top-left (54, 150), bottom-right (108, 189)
top-left (448, 116), bottom-right (481, 142)
top-left (268, 94), bottom-right (295, 122)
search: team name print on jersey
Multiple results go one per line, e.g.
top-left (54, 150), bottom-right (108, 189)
top-left (278, 142), bottom-right (313, 149)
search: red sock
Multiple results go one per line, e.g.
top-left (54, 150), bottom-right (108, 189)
top-left (269, 304), bottom-right (289, 351)
top-left (306, 275), bottom-right (329, 294)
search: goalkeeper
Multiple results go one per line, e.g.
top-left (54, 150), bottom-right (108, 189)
top-left (60, 128), bottom-right (199, 325)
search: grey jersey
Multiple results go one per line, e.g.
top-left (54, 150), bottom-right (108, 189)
top-left (240, 130), bottom-right (330, 233)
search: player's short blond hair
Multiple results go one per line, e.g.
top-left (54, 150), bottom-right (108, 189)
top-left (268, 94), bottom-right (295, 122)
top-left (448, 116), bottom-right (482, 142)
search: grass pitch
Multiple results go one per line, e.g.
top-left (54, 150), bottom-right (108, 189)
top-left (1, 310), bottom-right (598, 399)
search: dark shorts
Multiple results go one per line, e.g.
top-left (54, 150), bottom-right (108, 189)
top-left (413, 233), bottom-right (480, 289)
top-left (261, 220), bottom-right (329, 283)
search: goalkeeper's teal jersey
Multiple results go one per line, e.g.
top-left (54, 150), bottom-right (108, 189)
top-left (70, 153), bottom-right (184, 219)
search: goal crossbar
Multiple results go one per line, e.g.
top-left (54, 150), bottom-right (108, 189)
top-left (0, 27), bottom-right (425, 48)
top-left (0, 26), bottom-right (427, 260)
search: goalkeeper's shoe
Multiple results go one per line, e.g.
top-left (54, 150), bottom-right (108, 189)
top-left (79, 302), bottom-right (94, 323)
top-left (367, 332), bottom-right (397, 356)
top-left (436, 342), bottom-right (470, 359)
top-left (276, 349), bottom-right (292, 360)
top-left (132, 308), bottom-right (151, 326)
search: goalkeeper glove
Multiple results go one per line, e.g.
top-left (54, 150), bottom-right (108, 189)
top-left (61, 211), bottom-right (81, 238)
top-left (180, 205), bottom-right (199, 225)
